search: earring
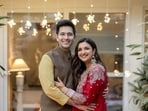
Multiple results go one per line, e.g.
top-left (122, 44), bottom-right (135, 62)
top-left (91, 55), bottom-right (96, 63)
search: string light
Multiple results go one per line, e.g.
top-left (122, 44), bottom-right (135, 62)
top-left (7, 0), bottom-right (16, 28)
top-left (41, 16), bottom-right (48, 28)
top-left (104, 0), bottom-right (111, 23)
top-left (7, 18), bottom-right (16, 28)
top-left (71, 11), bottom-right (79, 25)
top-left (83, 23), bottom-right (90, 31)
top-left (87, 3), bottom-right (95, 24)
top-left (54, 11), bottom-right (63, 22)
top-left (97, 22), bottom-right (103, 31)
top-left (17, 27), bottom-right (25, 35)
top-left (71, 0), bottom-right (79, 25)
top-left (54, 0), bottom-right (63, 22)
top-left (41, 0), bottom-right (48, 28)
top-left (25, 0), bottom-right (32, 29)
top-left (104, 13), bottom-right (111, 23)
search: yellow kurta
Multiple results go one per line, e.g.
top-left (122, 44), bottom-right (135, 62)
top-left (39, 46), bottom-right (74, 111)
top-left (39, 54), bottom-right (69, 105)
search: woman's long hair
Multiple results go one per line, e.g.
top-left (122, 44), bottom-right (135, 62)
top-left (71, 37), bottom-right (105, 88)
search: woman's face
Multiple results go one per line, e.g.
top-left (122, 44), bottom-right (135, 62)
top-left (77, 41), bottom-right (95, 64)
top-left (56, 26), bottom-right (75, 50)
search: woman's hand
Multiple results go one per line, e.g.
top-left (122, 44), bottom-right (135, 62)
top-left (55, 77), bottom-right (65, 88)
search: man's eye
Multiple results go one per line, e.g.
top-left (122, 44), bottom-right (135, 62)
top-left (84, 47), bottom-right (90, 50)
top-left (67, 33), bottom-right (73, 36)
top-left (60, 33), bottom-right (65, 36)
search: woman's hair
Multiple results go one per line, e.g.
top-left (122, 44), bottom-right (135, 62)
top-left (71, 37), bottom-right (105, 87)
top-left (56, 19), bottom-right (76, 36)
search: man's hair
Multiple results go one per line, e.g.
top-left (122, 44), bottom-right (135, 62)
top-left (56, 19), bottom-right (76, 36)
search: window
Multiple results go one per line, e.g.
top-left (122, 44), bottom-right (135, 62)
top-left (8, 12), bottom-right (125, 111)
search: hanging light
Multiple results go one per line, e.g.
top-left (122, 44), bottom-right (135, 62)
top-left (87, 3), bottom-right (95, 24)
top-left (104, 0), bottom-right (111, 23)
top-left (104, 13), bottom-right (111, 23)
top-left (72, 18), bottom-right (79, 25)
top-left (41, 0), bottom-right (48, 28)
top-left (71, 11), bottom-right (79, 25)
top-left (25, 0), bottom-right (32, 29)
top-left (97, 22), bottom-right (103, 31)
top-left (54, 0), bottom-right (63, 22)
top-left (17, 27), bottom-right (25, 35)
top-left (54, 11), bottom-right (63, 22)
top-left (87, 14), bottom-right (95, 24)
top-left (7, 18), bottom-right (16, 28)
top-left (41, 16), bottom-right (48, 28)
top-left (25, 20), bottom-right (32, 29)
top-left (83, 23), bottom-right (90, 31)
top-left (71, 0), bottom-right (79, 26)
top-left (46, 24), bottom-right (51, 36)
top-left (7, 2), bottom-right (16, 28)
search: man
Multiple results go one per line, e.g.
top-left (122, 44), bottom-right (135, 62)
top-left (39, 19), bottom-right (77, 111)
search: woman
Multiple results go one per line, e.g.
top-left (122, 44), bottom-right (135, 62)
top-left (56, 37), bottom-right (108, 111)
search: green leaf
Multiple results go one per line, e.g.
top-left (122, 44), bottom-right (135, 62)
top-left (0, 23), bottom-right (5, 26)
top-left (0, 16), bottom-right (10, 20)
top-left (127, 44), bottom-right (142, 51)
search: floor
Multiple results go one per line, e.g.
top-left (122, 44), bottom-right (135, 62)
top-left (13, 90), bottom-right (122, 111)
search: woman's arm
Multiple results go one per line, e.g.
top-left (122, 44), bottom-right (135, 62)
top-left (55, 65), bottom-right (108, 105)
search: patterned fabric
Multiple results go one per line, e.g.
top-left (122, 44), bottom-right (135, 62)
top-left (72, 63), bottom-right (108, 111)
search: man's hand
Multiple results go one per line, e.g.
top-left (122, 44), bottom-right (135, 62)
top-left (74, 103), bottom-right (96, 111)
top-left (103, 85), bottom-right (109, 98)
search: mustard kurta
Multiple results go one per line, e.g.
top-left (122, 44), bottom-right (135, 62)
top-left (39, 47), bottom-right (74, 111)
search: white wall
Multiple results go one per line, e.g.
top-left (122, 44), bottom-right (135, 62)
top-left (0, 14), bottom-right (8, 111)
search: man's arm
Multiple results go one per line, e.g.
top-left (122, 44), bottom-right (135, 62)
top-left (39, 54), bottom-right (69, 105)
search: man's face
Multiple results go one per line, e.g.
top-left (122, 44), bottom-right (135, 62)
top-left (56, 26), bottom-right (75, 50)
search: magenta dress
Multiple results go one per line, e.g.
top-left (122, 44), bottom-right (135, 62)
top-left (72, 63), bottom-right (108, 111)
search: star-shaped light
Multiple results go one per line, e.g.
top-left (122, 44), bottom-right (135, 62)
top-left (71, 18), bottom-right (79, 25)
top-left (17, 27), bottom-right (25, 35)
top-left (41, 17), bottom-right (48, 28)
top-left (25, 20), bottom-right (32, 29)
top-left (87, 14), bottom-right (95, 24)
top-left (54, 11), bottom-right (63, 22)
top-left (7, 19), bottom-right (16, 28)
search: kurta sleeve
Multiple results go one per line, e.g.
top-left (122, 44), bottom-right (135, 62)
top-left (39, 54), bottom-right (69, 105)
top-left (67, 65), bottom-right (108, 105)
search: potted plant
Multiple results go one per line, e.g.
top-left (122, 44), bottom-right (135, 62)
top-left (0, 5), bottom-right (9, 26)
top-left (127, 44), bottom-right (148, 111)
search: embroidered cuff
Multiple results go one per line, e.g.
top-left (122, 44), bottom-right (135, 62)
top-left (66, 88), bottom-right (75, 98)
